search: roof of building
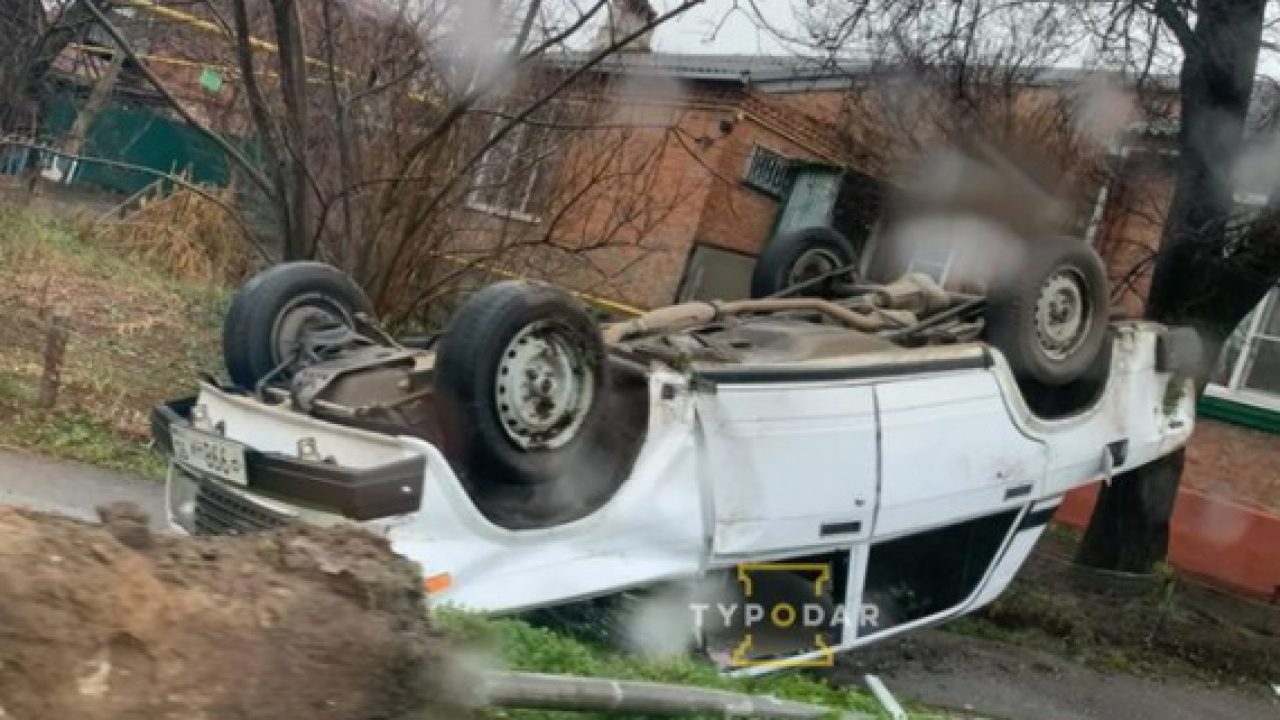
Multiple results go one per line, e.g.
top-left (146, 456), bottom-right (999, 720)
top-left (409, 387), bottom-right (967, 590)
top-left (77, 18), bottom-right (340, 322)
top-left (542, 52), bottom-right (871, 92)
top-left (542, 51), bottom-right (1179, 94)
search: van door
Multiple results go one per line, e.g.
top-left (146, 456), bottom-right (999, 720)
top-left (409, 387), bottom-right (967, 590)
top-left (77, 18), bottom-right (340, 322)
top-left (873, 371), bottom-right (1047, 539)
top-left (854, 371), bottom-right (1047, 640)
top-left (695, 378), bottom-right (878, 559)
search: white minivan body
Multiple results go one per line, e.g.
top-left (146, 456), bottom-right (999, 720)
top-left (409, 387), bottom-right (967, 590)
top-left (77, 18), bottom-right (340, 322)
top-left (159, 320), bottom-right (1193, 669)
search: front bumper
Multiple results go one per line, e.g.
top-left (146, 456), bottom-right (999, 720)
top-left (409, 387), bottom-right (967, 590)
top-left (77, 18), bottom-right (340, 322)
top-left (151, 395), bottom-right (426, 524)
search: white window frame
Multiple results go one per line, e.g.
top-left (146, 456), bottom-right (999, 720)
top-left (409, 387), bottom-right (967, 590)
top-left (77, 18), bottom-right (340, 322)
top-left (1206, 287), bottom-right (1280, 413)
top-left (906, 241), bottom-right (955, 285)
top-left (467, 122), bottom-right (545, 224)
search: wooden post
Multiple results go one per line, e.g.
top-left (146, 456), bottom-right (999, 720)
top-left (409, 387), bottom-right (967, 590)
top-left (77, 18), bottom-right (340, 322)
top-left (39, 311), bottom-right (69, 409)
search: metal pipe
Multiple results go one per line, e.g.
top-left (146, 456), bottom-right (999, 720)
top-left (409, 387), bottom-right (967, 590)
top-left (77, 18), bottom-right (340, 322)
top-left (716, 298), bottom-right (885, 331)
top-left (603, 296), bottom-right (890, 343)
top-left (763, 263), bottom-right (861, 299)
top-left (602, 303), bottom-right (718, 343)
top-left (481, 671), bottom-right (872, 720)
top-left (884, 297), bottom-right (987, 340)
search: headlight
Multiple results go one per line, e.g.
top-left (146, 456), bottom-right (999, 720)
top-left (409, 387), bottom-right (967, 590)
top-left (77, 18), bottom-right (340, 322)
top-left (166, 463), bottom-right (199, 533)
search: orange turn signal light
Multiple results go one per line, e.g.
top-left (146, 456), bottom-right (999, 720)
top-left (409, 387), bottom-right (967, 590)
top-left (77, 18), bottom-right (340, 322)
top-left (423, 572), bottom-right (453, 594)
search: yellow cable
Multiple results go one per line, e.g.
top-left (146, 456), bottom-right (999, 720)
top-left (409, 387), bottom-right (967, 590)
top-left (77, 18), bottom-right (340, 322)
top-left (119, 0), bottom-right (351, 76)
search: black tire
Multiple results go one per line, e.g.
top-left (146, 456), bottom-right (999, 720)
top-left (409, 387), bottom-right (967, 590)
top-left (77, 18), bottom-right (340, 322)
top-left (223, 262), bottom-right (373, 388)
top-left (985, 238), bottom-right (1109, 386)
top-left (434, 281), bottom-right (605, 487)
top-left (1017, 330), bottom-right (1114, 419)
top-left (750, 226), bottom-right (861, 298)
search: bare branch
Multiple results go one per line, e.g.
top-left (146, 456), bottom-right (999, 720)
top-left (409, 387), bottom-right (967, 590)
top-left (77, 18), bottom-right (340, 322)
top-left (369, 0), bottom-right (708, 303)
top-left (1150, 0), bottom-right (1196, 52)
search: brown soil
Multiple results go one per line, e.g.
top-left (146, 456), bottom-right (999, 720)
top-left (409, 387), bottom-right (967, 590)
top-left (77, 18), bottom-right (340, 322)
top-left (0, 503), bottom-right (459, 720)
top-left (827, 532), bottom-right (1280, 719)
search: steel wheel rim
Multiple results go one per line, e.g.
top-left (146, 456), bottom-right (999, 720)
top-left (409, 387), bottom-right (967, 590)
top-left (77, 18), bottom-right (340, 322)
top-left (271, 293), bottom-right (353, 368)
top-left (1035, 268), bottom-right (1091, 361)
top-left (787, 248), bottom-right (842, 287)
top-left (494, 320), bottom-right (594, 450)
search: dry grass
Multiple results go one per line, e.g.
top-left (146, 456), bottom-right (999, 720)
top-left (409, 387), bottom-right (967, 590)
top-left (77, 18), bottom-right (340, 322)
top-left (0, 206), bottom-right (229, 476)
top-left (88, 183), bottom-right (256, 284)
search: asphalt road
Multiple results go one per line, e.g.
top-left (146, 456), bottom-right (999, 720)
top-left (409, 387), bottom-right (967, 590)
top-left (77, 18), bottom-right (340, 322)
top-left (1, 447), bottom-right (1276, 720)
top-left (835, 629), bottom-right (1280, 720)
top-left (0, 448), bottom-right (167, 529)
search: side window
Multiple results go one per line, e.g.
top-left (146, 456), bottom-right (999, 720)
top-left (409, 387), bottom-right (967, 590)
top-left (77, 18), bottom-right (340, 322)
top-left (468, 115), bottom-right (560, 221)
top-left (858, 510), bottom-right (1019, 637)
top-left (700, 552), bottom-right (852, 666)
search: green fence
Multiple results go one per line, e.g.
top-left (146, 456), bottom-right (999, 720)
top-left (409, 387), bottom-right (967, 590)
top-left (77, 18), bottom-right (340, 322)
top-left (40, 93), bottom-right (247, 195)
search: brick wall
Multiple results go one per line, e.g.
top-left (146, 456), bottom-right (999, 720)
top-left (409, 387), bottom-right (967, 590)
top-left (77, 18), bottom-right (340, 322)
top-left (1094, 155), bottom-right (1175, 317)
top-left (465, 83), bottom-right (851, 309)
top-left (694, 109), bottom-right (828, 256)
top-left (457, 100), bottom-right (723, 311)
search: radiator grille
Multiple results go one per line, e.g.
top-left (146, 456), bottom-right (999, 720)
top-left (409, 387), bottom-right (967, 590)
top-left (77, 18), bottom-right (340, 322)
top-left (193, 480), bottom-right (289, 536)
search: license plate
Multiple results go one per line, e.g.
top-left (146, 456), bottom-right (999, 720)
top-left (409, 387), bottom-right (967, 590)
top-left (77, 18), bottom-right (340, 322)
top-left (171, 425), bottom-right (248, 487)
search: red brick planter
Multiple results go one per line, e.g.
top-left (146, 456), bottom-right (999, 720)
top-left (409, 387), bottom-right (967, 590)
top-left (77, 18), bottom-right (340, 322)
top-left (1056, 484), bottom-right (1280, 600)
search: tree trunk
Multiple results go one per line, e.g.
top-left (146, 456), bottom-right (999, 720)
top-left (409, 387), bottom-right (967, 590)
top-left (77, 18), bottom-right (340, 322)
top-left (62, 49), bottom-right (125, 157)
top-left (1077, 0), bottom-right (1271, 572)
top-left (271, 0), bottom-right (312, 261)
top-left (1076, 450), bottom-right (1185, 572)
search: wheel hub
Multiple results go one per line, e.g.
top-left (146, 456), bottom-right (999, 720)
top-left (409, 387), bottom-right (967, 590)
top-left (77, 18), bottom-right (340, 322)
top-left (1034, 269), bottom-right (1090, 361)
top-left (787, 248), bottom-right (842, 287)
top-left (495, 321), bottom-right (593, 450)
top-left (272, 295), bottom-right (352, 368)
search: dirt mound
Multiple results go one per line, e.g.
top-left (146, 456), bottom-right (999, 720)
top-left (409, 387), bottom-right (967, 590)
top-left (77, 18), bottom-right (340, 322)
top-left (0, 503), bottom-right (457, 720)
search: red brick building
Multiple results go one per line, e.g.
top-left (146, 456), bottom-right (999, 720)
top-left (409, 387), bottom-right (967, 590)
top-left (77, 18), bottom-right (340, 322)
top-left (453, 53), bottom-right (873, 313)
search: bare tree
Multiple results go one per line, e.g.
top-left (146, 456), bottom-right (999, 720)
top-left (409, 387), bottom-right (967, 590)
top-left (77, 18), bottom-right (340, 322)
top-left (1075, 0), bottom-right (1279, 571)
top-left (71, 0), bottom-right (713, 325)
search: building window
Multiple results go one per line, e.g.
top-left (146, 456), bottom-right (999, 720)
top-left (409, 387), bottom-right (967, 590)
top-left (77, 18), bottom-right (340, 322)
top-left (743, 145), bottom-right (791, 197)
top-left (468, 119), bottom-right (556, 222)
top-left (906, 238), bottom-right (954, 284)
top-left (678, 244), bottom-right (756, 302)
top-left (1209, 287), bottom-right (1280, 411)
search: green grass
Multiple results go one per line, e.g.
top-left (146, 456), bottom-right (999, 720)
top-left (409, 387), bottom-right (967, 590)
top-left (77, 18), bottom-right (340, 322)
top-left (0, 206), bottom-right (227, 478)
top-left (0, 406), bottom-right (167, 478)
top-left (435, 612), bottom-right (948, 719)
